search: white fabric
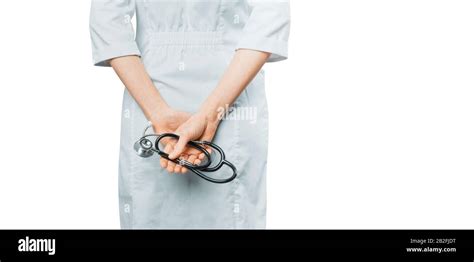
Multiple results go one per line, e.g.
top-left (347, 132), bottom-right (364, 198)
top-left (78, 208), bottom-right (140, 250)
top-left (90, 0), bottom-right (290, 229)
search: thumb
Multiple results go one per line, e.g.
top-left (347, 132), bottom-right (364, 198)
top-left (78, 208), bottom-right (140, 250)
top-left (168, 133), bottom-right (190, 160)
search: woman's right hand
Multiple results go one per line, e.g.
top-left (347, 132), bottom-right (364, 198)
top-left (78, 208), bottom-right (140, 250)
top-left (109, 56), bottom-right (202, 174)
top-left (150, 107), bottom-right (205, 174)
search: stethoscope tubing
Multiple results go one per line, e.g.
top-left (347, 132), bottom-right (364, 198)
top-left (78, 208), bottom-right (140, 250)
top-left (136, 133), bottom-right (237, 184)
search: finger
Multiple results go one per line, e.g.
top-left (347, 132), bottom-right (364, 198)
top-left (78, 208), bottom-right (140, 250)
top-left (164, 144), bottom-right (176, 173)
top-left (182, 154), bottom-right (193, 174)
top-left (196, 145), bottom-right (212, 160)
top-left (174, 155), bottom-right (186, 173)
top-left (160, 148), bottom-right (169, 168)
top-left (174, 163), bottom-right (182, 173)
top-left (206, 146), bottom-right (213, 155)
top-left (160, 157), bottom-right (167, 169)
top-left (187, 154), bottom-right (197, 166)
top-left (160, 143), bottom-right (170, 169)
top-left (182, 154), bottom-right (197, 174)
top-left (167, 160), bottom-right (176, 173)
top-left (169, 133), bottom-right (190, 160)
top-left (181, 145), bottom-right (202, 156)
top-left (160, 141), bottom-right (174, 169)
top-left (202, 143), bottom-right (212, 154)
top-left (159, 137), bottom-right (176, 150)
top-left (198, 153), bottom-right (205, 160)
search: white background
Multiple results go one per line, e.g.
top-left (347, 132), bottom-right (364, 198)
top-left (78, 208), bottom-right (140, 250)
top-left (0, 0), bottom-right (473, 229)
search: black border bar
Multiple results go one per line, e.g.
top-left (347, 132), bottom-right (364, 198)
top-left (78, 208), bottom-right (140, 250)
top-left (0, 230), bottom-right (473, 260)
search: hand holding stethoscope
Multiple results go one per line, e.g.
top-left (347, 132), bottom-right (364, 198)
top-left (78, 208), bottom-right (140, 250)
top-left (134, 121), bottom-right (237, 184)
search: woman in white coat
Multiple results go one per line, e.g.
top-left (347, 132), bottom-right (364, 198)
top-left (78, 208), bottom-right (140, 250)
top-left (90, 0), bottom-right (290, 229)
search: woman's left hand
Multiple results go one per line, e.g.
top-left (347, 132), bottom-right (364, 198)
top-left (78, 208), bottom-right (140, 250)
top-left (167, 50), bottom-right (270, 173)
top-left (167, 112), bottom-right (220, 171)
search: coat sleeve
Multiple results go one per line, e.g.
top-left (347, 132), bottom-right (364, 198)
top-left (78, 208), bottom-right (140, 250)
top-left (236, 0), bottom-right (291, 62)
top-left (89, 0), bottom-right (141, 67)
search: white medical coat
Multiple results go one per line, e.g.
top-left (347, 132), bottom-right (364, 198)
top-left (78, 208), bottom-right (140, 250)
top-left (90, 0), bottom-right (290, 228)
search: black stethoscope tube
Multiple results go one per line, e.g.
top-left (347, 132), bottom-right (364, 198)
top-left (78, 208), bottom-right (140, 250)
top-left (135, 133), bottom-right (237, 184)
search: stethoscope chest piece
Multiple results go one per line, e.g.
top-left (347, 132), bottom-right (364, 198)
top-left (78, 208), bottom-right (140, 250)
top-left (134, 138), bottom-right (154, 158)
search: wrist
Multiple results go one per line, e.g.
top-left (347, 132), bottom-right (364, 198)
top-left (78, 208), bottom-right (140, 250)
top-left (148, 103), bottom-right (172, 124)
top-left (198, 103), bottom-right (222, 127)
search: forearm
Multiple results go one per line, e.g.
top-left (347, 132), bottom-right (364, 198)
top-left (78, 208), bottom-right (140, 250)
top-left (167, 49), bottom-right (270, 159)
top-left (110, 56), bottom-right (169, 122)
top-left (200, 49), bottom-right (270, 124)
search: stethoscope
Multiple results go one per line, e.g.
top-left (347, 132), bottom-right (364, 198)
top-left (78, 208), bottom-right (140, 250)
top-left (134, 122), bottom-right (237, 184)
